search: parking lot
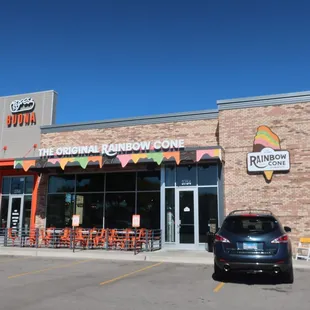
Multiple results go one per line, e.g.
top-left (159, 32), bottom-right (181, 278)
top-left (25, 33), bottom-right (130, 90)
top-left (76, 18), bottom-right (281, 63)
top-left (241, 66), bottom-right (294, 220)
top-left (0, 256), bottom-right (309, 310)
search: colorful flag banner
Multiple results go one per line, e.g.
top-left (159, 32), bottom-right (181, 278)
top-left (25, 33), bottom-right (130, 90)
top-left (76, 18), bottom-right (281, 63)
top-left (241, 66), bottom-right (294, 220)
top-left (59, 158), bottom-right (76, 170)
top-left (147, 152), bottom-right (164, 165)
top-left (22, 160), bottom-right (36, 172)
top-left (87, 156), bottom-right (103, 168)
top-left (132, 153), bottom-right (148, 164)
top-left (48, 158), bottom-right (61, 165)
top-left (163, 151), bottom-right (180, 165)
top-left (14, 160), bottom-right (23, 169)
top-left (74, 157), bottom-right (89, 169)
top-left (196, 149), bottom-right (221, 162)
top-left (117, 154), bottom-right (132, 168)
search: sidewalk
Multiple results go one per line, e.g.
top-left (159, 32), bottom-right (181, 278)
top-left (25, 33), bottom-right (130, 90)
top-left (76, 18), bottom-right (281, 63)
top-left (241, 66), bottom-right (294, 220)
top-left (1, 246), bottom-right (309, 269)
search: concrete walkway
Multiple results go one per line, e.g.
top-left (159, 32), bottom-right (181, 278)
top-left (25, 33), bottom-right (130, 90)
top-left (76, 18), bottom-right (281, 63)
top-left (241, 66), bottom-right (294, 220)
top-left (0, 246), bottom-right (309, 269)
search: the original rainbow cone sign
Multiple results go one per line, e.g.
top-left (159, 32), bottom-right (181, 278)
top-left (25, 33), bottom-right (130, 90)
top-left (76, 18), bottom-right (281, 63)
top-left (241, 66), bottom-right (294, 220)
top-left (247, 126), bottom-right (290, 182)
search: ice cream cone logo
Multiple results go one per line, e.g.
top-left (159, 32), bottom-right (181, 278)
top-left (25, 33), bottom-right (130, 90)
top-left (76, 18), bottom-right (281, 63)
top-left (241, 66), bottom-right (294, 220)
top-left (252, 125), bottom-right (281, 181)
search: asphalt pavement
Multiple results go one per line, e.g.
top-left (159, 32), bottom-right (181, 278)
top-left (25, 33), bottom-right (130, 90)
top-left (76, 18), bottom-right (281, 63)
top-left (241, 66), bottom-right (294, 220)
top-left (0, 256), bottom-right (309, 310)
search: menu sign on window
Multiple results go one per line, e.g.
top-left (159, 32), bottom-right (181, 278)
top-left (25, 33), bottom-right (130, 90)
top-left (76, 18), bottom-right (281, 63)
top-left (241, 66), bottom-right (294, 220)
top-left (10, 205), bottom-right (21, 231)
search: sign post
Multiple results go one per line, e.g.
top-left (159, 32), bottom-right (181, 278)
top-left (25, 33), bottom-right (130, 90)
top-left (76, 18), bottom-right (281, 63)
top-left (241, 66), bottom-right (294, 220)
top-left (132, 214), bottom-right (140, 255)
top-left (72, 215), bottom-right (80, 253)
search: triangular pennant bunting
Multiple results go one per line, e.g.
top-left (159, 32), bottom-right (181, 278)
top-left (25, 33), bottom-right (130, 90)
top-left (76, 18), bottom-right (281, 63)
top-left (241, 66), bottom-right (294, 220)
top-left (117, 154), bottom-right (132, 168)
top-left (74, 157), bottom-right (89, 169)
top-left (59, 158), bottom-right (76, 170)
top-left (48, 158), bottom-right (61, 165)
top-left (14, 160), bottom-right (23, 169)
top-left (88, 156), bottom-right (103, 168)
top-left (163, 151), bottom-right (180, 165)
top-left (196, 149), bottom-right (221, 162)
top-left (147, 152), bottom-right (164, 165)
top-left (22, 160), bottom-right (36, 172)
top-left (132, 153), bottom-right (147, 164)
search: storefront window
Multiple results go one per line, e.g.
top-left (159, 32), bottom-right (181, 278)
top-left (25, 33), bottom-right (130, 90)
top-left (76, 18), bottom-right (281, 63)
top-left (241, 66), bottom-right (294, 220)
top-left (2, 177), bottom-right (10, 194)
top-left (75, 194), bottom-right (104, 228)
top-left (23, 196), bottom-right (32, 229)
top-left (198, 164), bottom-right (218, 186)
top-left (46, 194), bottom-right (75, 227)
top-left (11, 177), bottom-right (25, 194)
top-left (137, 192), bottom-right (160, 229)
top-left (48, 175), bottom-right (75, 193)
top-left (104, 193), bottom-right (135, 229)
top-left (106, 173), bottom-right (135, 191)
top-left (76, 174), bottom-right (105, 192)
top-left (165, 166), bottom-right (175, 186)
top-left (176, 165), bottom-right (197, 187)
top-left (137, 171), bottom-right (160, 191)
top-left (25, 176), bottom-right (34, 194)
top-left (198, 187), bottom-right (218, 243)
top-left (0, 196), bottom-right (9, 229)
top-left (165, 188), bottom-right (175, 242)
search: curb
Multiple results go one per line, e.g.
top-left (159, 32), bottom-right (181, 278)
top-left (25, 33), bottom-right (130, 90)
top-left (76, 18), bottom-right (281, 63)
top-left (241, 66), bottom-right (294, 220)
top-left (0, 248), bottom-right (309, 269)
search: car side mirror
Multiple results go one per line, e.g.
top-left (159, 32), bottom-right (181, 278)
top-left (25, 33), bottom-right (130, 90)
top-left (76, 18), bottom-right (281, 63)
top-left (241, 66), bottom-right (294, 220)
top-left (284, 226), bottom-right (291, 233)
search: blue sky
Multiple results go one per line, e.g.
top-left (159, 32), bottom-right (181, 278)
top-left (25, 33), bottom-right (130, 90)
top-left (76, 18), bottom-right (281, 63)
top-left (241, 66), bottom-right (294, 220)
top-left (1, 0), bottom-right (310, 124)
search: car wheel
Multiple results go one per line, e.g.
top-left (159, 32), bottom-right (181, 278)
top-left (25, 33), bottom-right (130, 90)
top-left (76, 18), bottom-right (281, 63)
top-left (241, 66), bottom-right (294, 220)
top-left (282, 264), bottom-right (294, 284)
top-left (214, 263), bottom-right (225, 281)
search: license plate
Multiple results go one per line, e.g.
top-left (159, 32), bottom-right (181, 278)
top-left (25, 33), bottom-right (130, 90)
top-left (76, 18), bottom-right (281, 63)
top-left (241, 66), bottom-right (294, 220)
top-left (243, 242), bottom-right (258, 250)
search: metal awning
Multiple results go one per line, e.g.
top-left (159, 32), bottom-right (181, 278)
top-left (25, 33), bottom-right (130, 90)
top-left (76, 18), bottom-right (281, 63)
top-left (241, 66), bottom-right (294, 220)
top-left (13, 147), bottom-right (224, 172)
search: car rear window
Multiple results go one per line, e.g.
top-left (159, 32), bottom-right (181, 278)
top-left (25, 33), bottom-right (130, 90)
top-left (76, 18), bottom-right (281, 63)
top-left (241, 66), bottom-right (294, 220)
top-left (222, 216), bottom-right (279, 234)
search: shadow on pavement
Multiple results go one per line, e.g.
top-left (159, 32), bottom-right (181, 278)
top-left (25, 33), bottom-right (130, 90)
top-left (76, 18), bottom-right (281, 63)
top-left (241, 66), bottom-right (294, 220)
top-left (212, 272), bottom-right (288, 285)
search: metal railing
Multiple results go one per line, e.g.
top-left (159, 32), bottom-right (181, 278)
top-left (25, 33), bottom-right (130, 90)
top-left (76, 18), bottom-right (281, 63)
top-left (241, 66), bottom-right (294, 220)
top-left (0, 227), bottom-right (162, 252)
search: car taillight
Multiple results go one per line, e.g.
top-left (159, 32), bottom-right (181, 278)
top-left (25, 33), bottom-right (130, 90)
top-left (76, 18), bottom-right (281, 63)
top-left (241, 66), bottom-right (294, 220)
top-left (271, 234), bottom-right (289, 244)
top-left (214, 234), bottom-right (230, 243)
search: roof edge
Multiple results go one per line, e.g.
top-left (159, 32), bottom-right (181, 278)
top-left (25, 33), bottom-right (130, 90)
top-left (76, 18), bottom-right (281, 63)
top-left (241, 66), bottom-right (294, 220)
top-left (41, 109), bottom-right (219, 133)
top-left (0, 90), bottom-right (57, 99)
top-left (217, 90), bottom-right (310, 110)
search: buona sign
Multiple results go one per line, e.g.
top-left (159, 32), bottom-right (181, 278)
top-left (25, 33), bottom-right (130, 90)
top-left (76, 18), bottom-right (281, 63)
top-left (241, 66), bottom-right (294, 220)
top-left (7, 97), bottom-right (36, 127)
top-left (39, 139), bottom-right (185, 157)
top-left (247, 126), bottom-right (290, 182)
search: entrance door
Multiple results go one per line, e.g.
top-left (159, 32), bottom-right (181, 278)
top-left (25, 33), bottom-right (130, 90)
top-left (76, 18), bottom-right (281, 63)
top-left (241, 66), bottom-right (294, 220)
top-left (176, 188), bottom-right (198, 248)
top-left (8, 196), bottom-right (24, 232)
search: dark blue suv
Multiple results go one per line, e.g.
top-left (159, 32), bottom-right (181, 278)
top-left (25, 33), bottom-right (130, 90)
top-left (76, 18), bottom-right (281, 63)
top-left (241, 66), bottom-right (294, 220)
top-left (213, 210), bottom-right (293, 283)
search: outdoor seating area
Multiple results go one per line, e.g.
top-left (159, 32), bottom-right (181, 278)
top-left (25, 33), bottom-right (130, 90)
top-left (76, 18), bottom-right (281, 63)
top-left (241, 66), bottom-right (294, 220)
top-left (295, 237), bottom-right (310, 261)
top-left (0, 227), bottom-right (162, 252)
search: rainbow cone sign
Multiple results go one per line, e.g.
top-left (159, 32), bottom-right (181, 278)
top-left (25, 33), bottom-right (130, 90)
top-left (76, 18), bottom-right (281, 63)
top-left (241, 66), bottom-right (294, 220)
top-left (247, 126), bottom-right (290, 182)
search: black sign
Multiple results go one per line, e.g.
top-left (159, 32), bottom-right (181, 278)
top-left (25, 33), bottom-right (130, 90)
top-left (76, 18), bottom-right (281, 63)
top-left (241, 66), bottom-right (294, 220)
top-left (10, 199), bottom-right (21, 231)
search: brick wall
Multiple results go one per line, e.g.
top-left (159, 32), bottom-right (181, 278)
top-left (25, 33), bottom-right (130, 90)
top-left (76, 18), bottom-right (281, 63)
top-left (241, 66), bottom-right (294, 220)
top-left (219, 102), bottom-right (310, 249)
top-left (37, 119), bottom-right (219, 227)
top-left (40, 119), bottom-right (219, 149)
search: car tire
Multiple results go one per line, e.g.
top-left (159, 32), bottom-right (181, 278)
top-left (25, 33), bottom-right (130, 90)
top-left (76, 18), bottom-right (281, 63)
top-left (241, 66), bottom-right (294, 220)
top-left (282, 264), bottom-right (294, 284)
top-left (214, 263), bottom-right (225, 281)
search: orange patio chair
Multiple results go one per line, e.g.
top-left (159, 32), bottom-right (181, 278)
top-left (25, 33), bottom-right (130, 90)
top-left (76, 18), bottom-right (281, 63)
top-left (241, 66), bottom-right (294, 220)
top-left (59, 228), bottom-right (71, 247)
top-left (27, 229), bottom-right (37, 247)
top-left (73, 228), bottom-right (87, 248)
top-left (115, 228), bottom-right (133, 250)
top-left (93, 228), bottom-right (106, 248)
top-left (86, 228), bottom-right (97, 248)
top-left (40, 228), bottom-right (54, 247)
top-left (131, 228), bottom-right (146, 250)
top-left (107, 229), bottom-right (119, 249)
top-left (7, 228), bottom-right (18, 246)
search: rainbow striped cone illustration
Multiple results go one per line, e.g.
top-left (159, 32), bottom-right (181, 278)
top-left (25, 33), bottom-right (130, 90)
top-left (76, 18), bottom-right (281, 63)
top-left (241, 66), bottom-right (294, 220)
top-left (253, 126), bottom-right (281, 181)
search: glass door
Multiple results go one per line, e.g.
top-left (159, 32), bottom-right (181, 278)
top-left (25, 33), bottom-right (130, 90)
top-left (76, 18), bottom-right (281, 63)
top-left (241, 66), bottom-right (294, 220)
top-left (8, 196), bottom-right (24, 232)
top-left (176, 188), bottom-right (198, 247)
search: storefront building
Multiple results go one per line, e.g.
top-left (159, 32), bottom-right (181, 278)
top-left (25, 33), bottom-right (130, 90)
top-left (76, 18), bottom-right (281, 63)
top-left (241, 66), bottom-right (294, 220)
top-left (2, 90), bottom-right (310, 250)
top-left (0, 91), bottom-right (57, 233)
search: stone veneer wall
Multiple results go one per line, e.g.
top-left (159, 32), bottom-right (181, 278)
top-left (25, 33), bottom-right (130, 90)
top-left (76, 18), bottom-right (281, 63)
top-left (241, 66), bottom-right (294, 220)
top-left (36, 119), bottom-right (219, 228)
top-left (219, 102), bottom-right (310, 248)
